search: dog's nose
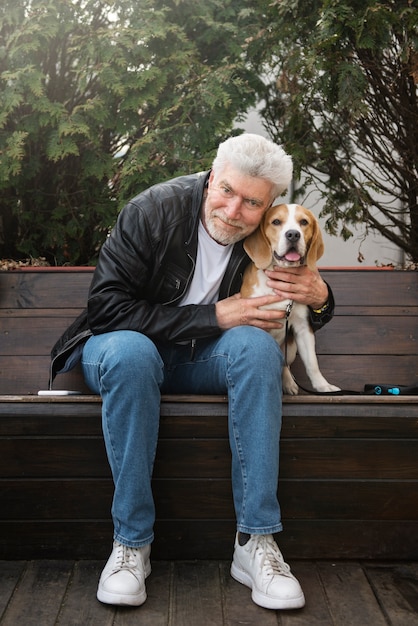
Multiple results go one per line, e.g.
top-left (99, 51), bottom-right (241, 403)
top-left (285, 230), bottom-right (301, 243)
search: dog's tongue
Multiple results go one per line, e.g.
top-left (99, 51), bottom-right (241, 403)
top-left (285, 251), bottom-right (301, 262)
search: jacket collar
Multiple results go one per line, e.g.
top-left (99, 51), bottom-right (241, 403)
top-left (185, 170), bottom-right (211, 245)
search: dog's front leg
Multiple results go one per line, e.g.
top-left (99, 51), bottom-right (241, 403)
top-left (293, 322), bottom-right (340, 393)
top-left (281, 338), bottom-right (299, 395)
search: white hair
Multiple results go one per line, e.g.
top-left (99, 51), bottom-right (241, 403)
top-left (211, 133), bottom-right (293, 198)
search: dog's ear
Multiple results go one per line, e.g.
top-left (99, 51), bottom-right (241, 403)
top-left (306, 215), bottom-right (324, 270)
top-left (243, 218), bottom-right (273, 269)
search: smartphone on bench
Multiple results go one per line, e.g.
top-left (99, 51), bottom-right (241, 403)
top-left (38, 390), bottom-right (82, 396)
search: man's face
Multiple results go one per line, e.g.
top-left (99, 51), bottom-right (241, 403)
top-left (202, 165), bottom-right (275, 245)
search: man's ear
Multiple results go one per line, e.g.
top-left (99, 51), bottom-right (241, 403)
top-left (208, 170), bottom-right (215, 187)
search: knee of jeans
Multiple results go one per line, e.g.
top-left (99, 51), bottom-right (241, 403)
top-left (99, 331), bottom-right (162, 373)
top-left (228, 326), bottom-right (283, 367)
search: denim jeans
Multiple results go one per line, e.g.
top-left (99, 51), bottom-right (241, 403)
top-left (81, 326), bottom-right (284, 548)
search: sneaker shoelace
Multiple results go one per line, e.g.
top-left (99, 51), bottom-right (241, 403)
top-left (251, 535), bottom-right (292, 578)
top-left (113, 543), bottom-right (139, 572)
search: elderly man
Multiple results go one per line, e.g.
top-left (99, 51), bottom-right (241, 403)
top-left (51, 133), bottom-right (333, 611)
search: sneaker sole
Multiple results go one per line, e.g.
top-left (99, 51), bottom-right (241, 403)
top-left (97, 586), bottom-right (147, 606)
top-left (230, 562), bottom-right (305, 610)
top-left (97, 560), bottom-right (151, 606)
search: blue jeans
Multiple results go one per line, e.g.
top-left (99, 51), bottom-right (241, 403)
top-left (81, 326), bottom-right (284, 548)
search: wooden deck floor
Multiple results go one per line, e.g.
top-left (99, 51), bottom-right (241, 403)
top-left (0, 560), bottom-right (417, 625)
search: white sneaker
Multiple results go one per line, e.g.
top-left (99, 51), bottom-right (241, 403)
top-left (230, 534), bottom-right (305, 610)
top-left (97, 541), bottom-right (151, 606)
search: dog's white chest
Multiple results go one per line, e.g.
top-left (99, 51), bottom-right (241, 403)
top-left (250, 269), bottom-right (290, 312)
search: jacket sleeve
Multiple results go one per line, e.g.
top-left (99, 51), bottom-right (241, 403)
top-left (87, 199), bottom-right (222, 344)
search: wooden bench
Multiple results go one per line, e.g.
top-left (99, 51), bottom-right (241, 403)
top-left (1, 268), bottom-right (417, 561)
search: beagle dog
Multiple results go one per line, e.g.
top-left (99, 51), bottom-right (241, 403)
top-left (241, 203), bottom-right (340, 395)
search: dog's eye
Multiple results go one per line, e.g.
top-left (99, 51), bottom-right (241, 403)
top-left (272, 219), bottom-right (281, 226)
top-left (300, 219), bottom-right (309, 226)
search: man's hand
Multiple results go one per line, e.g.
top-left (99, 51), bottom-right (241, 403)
top-left (264, 266), bottom-right (329, 310)
top-left (215, 293), bottom-right (286, 331)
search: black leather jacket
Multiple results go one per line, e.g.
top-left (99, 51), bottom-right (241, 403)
top-left (50, 170), bottom-right (334, 384)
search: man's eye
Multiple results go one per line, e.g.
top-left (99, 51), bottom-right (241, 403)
top-left (221, 187), bottom-right (232, 195)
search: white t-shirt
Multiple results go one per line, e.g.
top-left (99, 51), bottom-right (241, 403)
top-left (179, 220), bottom-right (233, 306)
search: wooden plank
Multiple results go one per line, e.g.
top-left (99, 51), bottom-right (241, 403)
top-left (279, 479), bottom-right (418, 520)
top-left (162, 405), bottom-right (418, 439)
top-left (171, 561), bottom-right (224, 626)
top-left (57, 561), bottom-right (115, 626)
top-left (0, 521), bottom-right (114, 560)
top-left (0, 478), bottom-right (233, 521)
top-left (279, 439), bottom-right (418, 479)
top-left (2, 303), bottom-right (417, 318)
top-left (365, 563), bottom-right (418, 626)
top-left (291, 354), bottom-right (418, 391)
top-left (153, 520), bottom-right (418, 561)
top-left (156, 477), bottom-right (417, 521)
top-left (1, 430), bottom-right (417, 481)
top-left (1, 269), bottom-right (416, 309)
top-left (3, 352), bottom-right (418, 395)
top-left (0, 357), bottom-right (92, 394)
top-left (278, 520), bottom-right (418, 560)
top-left (2, 396), bottom-right (418, 439)
top-left (2, 313), bottom-right (417, 357)
top-left (0, 561), bottom-right (26, 618)
top-left (317, 562), bottom-right (389, 625)
top-left (281, 405), bottom-right (418, 436)
top-left (0, 438), bottom-right (111, 478)
top-left (0, 307), bottom-right (85, 318)
top-left (0, 271), bottom-right (92, 309)
top-left (2, 355), bottom-right (418, 396)
top-left (0, 520), bottom-right (417, 560)
top-left (0, 560), bottom-right (73, 626)
top-left (320, 270), bottom-right (418, 306)
top-left (1, 477), bottom-right (416, 522)
top-left (0, 479), bottom-right (114, 520)
top-left (0, 316), bottom-right (85, 356)
top-left (1, 393), bottom-right (418, 410)
top-left (315, 315), bottom-right (418, 355)
top-left (336, 305), bottom-right (418, 316)
top-left (0, 434), bottom-right (402, 480)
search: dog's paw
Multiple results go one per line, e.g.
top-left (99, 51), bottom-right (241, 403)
top-left (315, 382), bottom-right (341, 393)
top-left (283, 384), bottom-right (299, 395)
top-left (282, 368), bottom-right (299, 395)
